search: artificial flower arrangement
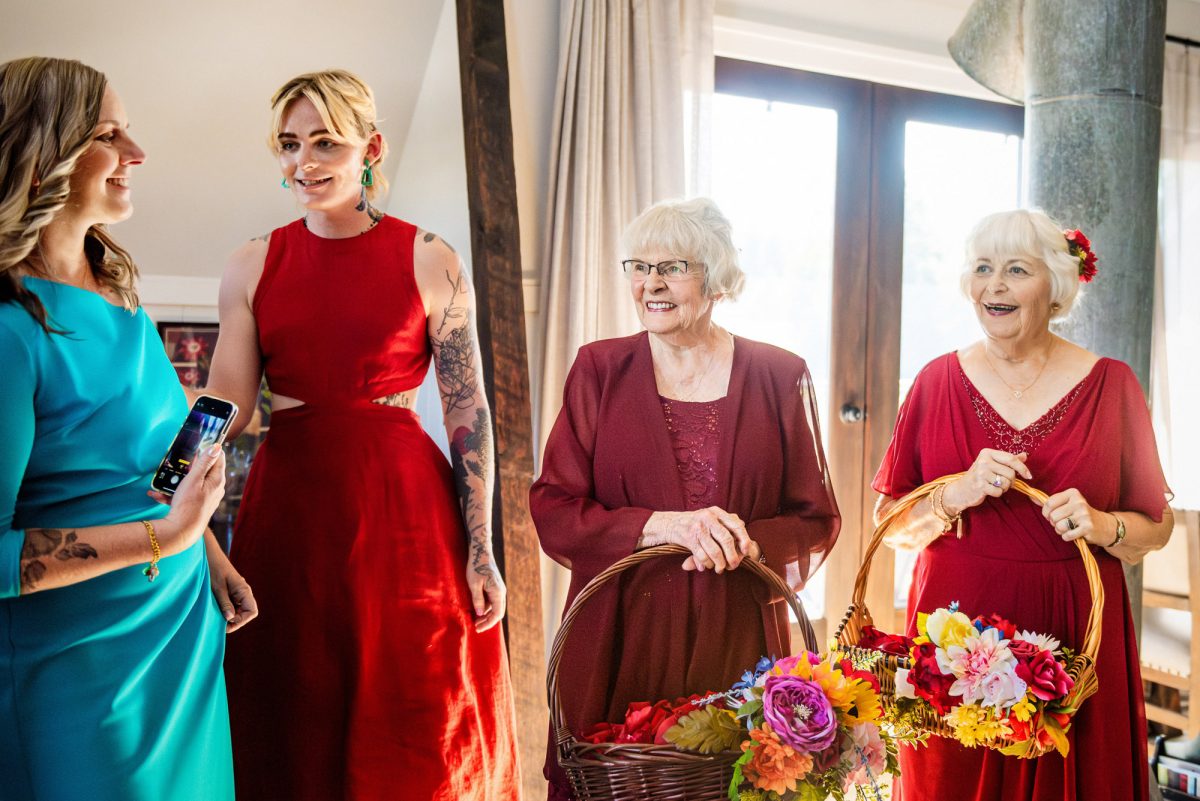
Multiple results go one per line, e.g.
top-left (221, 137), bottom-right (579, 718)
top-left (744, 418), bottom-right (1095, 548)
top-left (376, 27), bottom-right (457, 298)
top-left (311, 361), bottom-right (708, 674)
top-left (581, 652), bottom-right (899, 800)
top-left (858, 602), bottom-right (1080, 758)
top-left (1065, 228), bottom-right (1098, 283)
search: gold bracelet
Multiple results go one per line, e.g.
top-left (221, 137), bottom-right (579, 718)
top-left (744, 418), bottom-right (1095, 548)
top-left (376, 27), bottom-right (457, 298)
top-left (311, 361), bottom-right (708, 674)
top-left (931, 484), bottom-right (965, 539)
top-left (1107, 513), bottom-right (1126, 548)
top-left (141, 520), bottom-right (161, 582)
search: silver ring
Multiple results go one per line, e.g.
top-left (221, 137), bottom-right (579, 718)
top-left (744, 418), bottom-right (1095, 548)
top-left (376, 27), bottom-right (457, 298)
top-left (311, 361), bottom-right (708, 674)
top-left (991, 476), bottom-right (1004, 488)
top-left (1066, 518), bottom-right (1077, 531)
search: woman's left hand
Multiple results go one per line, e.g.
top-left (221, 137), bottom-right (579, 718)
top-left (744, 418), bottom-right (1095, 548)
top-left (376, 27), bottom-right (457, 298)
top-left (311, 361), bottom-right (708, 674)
top-left (1042, 488), bottom-right (1111, 546)
top-left (682, 538), bottom-right (762, 571)
top-left (208, 543), bottom-right (258, 633)
top-left (467, 557), bottom-right (507, 633)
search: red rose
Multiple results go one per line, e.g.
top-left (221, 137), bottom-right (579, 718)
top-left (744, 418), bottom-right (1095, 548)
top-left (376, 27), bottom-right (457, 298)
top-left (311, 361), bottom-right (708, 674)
top-left (858, 625), bottom-right (914, 657)
top-left (838, 659), bottom-right (881, 694)
top-left (581, 721), bottom-right (625, 743)
top-left (909, 642), bottom-right (958, 714)
top-left (973, 613), bottom-right (1016, 640)
top-left (618, 700), bottom-right (674, 744)
top-left (1007, 639), bottom-right (1040, 664)
top-left (1014, 650), bottom-right (1074, 701)
top-left (653, 694), bottom-right (709, 744)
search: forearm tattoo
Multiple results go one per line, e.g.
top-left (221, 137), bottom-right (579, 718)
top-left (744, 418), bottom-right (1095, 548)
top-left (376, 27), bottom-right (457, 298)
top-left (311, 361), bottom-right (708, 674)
top-left (450, 408), bottom-right (497, 585)
top-left (20, 528), bottom-right (98, 593)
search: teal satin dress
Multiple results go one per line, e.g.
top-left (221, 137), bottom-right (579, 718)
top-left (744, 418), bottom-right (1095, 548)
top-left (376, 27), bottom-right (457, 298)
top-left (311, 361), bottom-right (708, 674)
top-left (0, 278), bottom-right (234, 801)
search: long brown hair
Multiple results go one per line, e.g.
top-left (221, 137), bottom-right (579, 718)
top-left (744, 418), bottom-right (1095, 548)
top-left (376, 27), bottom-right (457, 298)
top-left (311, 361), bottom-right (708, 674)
top-left (0, 56), bottom-right (140, 332)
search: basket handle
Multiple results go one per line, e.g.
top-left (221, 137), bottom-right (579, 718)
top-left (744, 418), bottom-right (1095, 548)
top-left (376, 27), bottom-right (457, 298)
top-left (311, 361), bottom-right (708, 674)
top-left (845, 473), bottom-right (1104, 663)
top-left (546, 543), bottom-right (818, 747)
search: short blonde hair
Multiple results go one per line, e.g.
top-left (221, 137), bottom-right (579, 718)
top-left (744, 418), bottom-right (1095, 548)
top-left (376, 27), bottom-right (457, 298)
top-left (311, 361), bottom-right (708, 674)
top-left (269, 69), bottom-right (389, 201)
top-left (960, 209), bottom-right (1082, 319)
top-left (622, 197), bottom-right (745, 300)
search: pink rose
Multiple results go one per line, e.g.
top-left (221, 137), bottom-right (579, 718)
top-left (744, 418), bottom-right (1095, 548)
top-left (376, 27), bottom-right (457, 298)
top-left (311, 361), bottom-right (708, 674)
top-left (1014, 650), bottom-right (1074, 701)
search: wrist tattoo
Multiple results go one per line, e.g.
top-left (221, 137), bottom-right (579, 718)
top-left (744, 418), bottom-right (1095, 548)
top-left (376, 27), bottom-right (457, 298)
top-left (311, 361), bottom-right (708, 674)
top-left (20, 528), bottom-right (98, 593)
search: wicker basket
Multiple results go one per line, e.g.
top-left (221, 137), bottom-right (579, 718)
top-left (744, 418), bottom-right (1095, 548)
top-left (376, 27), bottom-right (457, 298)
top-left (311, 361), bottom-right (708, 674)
top-left (831, 473), bottom-right (1104, 757)
top-left (547, 543), bottom-right (818, 800)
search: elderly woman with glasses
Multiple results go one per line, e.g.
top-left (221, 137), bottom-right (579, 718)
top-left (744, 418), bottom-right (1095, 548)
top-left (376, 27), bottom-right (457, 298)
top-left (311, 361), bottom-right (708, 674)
top-left (531, 197), bottom-right (841, 801)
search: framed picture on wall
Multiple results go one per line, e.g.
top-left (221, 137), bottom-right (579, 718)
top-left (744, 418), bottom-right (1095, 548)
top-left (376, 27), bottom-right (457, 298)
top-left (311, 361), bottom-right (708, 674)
top-left (158, 322), bottom-right (219, 388)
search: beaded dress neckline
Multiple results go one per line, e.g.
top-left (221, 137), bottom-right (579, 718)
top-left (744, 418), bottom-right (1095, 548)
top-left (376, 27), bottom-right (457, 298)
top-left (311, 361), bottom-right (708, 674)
top-left (957, 357), bottom-right (1099, 455)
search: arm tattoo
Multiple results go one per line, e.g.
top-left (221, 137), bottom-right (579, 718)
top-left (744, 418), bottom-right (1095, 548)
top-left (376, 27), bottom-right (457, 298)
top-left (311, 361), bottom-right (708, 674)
top-left (423, 231), bottom-right (456, 254)
top-left (250, 233), bottom-right (269, 243)
top-left (435, 270), bottom-right (469, 337)
top-left (431, 278), bottom-right (478, 413)
top-left (450, 408), bottom-right (497, 585)
top-left (20, 528), bottom-right (98, 593)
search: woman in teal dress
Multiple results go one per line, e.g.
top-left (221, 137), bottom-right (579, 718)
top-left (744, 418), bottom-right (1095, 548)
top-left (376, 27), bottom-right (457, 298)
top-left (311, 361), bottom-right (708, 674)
top-left (0, 57), bottom-right (250, 800)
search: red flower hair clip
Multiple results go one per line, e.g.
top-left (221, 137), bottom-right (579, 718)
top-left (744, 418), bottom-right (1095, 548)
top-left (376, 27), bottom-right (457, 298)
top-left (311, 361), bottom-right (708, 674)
top-left (1064, 229), bottom-right (1098, 283)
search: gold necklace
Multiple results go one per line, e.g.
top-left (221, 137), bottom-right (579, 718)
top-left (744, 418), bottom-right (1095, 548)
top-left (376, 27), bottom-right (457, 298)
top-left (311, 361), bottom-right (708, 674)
top-left (982, 340), bottom-right (1056, 400)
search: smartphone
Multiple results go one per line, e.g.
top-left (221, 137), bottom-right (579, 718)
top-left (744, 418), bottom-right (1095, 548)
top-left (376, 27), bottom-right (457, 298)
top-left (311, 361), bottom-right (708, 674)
top-left (151, 395), bottom-right (239, 495)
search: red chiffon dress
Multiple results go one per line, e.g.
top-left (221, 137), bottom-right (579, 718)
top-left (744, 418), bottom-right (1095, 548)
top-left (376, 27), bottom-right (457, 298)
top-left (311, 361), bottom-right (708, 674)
top-left (224, 216), bottom-right (520, 801)
top-left (874, 353), bottom-right (1170, 801)
top-left (531, 333), bottom-right (840, 800)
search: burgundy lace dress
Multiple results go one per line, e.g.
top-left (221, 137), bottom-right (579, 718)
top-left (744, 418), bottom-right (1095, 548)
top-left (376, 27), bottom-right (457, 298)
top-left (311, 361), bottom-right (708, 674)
top-left (531, 332), bottom-right (841, 800)
top-left (874, 352), bottom-right (1170, 801)
top-left (659, 396), bottom-right (724, 509)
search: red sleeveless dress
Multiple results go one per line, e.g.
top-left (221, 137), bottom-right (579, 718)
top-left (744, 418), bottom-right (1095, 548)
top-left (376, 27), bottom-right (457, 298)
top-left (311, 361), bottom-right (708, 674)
top-left (224, 216), bottom-right (521, 801)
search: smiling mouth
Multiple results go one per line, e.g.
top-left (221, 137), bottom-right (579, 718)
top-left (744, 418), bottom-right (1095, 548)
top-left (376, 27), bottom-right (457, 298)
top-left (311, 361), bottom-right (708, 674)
top-left (646, 301), bottom-right (677, 311)
top-left (983, 302), bottom-right (1017, 315)
top-left (107, 177), bottom-right (129, 188)
top-left (296, 177), bottom-right (331, 187)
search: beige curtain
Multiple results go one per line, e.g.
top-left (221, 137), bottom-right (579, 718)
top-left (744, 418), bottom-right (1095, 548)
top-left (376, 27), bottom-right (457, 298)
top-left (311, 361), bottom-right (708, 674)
top-left (535, 0), bottom-right (714, 450)
top-left (534, 0), bottom-right (714, 649)
top-left (1152, 42), bottom-right (1200, 509)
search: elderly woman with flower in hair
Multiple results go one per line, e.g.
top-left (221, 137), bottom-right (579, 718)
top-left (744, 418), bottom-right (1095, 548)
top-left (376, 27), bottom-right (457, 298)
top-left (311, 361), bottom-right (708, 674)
top-left (531, 197), bottom-right (841, 800)
top-left (873, 209), bottom-right (1172, 801)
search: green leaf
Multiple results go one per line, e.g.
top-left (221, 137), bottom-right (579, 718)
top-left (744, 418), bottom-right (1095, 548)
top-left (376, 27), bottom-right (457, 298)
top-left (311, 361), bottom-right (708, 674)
top-left (665, 706), bottom-right (742, 754)
top-left (736, 698), bottom-right (763, 721)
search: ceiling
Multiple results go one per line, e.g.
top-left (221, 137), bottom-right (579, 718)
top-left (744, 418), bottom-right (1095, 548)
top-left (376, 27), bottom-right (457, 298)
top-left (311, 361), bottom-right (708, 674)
top-left (0, 0), bottom-right (445, 277)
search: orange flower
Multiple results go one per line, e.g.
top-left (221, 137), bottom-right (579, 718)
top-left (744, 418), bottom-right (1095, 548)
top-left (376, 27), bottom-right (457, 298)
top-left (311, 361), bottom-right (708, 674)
top-left (741, 722), bottom-right (814, 795)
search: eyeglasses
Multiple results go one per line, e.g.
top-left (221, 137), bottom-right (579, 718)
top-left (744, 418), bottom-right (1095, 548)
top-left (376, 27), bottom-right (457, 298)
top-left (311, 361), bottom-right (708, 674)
top-left (620, 259), bottom-right (699, 281)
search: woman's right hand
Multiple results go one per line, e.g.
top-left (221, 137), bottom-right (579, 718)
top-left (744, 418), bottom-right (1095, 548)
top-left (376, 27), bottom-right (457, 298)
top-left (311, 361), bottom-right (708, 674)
top-left (942, 448), bottom-right (1031, 515)
top-left (159, 445), bottom-right (227, 556)
top-left (641, 507), bottom-right (752, 572)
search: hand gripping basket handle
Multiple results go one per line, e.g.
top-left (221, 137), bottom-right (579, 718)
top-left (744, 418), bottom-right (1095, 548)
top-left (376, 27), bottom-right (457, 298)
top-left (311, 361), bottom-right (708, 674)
top-left (838, 473), bottom-right (1104, 667)
top-left (546, 543), bottom-right (819, 747)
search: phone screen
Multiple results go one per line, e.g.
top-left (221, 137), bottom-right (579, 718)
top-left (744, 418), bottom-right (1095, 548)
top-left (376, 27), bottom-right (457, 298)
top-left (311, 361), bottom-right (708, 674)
top-left (152, 397), bottom-right (237, 494)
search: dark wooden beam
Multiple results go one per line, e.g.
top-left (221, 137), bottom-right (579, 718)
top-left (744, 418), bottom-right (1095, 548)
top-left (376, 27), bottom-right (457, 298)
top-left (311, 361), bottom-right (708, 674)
top-left (455, 1), bottom-right (546, 796)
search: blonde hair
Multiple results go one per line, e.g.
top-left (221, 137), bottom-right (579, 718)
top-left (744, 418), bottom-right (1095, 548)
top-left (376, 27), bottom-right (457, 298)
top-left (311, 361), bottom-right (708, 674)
top-left (269, 69), bottom-right (390, 201)
top-left (622, 197), bottom-right (746, 300)
top-left (0, 57), bottom-right (139, 331)
top-left (960, 209), bottom-right (1082, 319)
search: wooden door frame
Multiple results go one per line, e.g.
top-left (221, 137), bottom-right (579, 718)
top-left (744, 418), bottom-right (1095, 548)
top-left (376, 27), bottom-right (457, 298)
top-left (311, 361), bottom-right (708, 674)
top-left (715, 58), bottom-right (1024, 634)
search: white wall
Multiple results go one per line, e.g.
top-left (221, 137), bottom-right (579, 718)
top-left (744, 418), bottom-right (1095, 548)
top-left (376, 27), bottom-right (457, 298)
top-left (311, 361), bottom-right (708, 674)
top-left (0, 0), bottom-right (445, 286)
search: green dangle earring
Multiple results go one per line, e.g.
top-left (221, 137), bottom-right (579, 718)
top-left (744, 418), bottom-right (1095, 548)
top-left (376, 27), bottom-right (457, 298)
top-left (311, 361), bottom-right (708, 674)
top-left (356, 158), bottom-right (374, 211)
top-left (281, 177), bottom-right (289, 188)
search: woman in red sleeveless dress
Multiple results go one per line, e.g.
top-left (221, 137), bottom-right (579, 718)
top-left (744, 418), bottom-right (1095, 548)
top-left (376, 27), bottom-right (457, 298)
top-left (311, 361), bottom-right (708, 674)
top-left (874, 210), bottom-right (1173, 801)
top-left (206, 69), bottom-right (520, 801)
